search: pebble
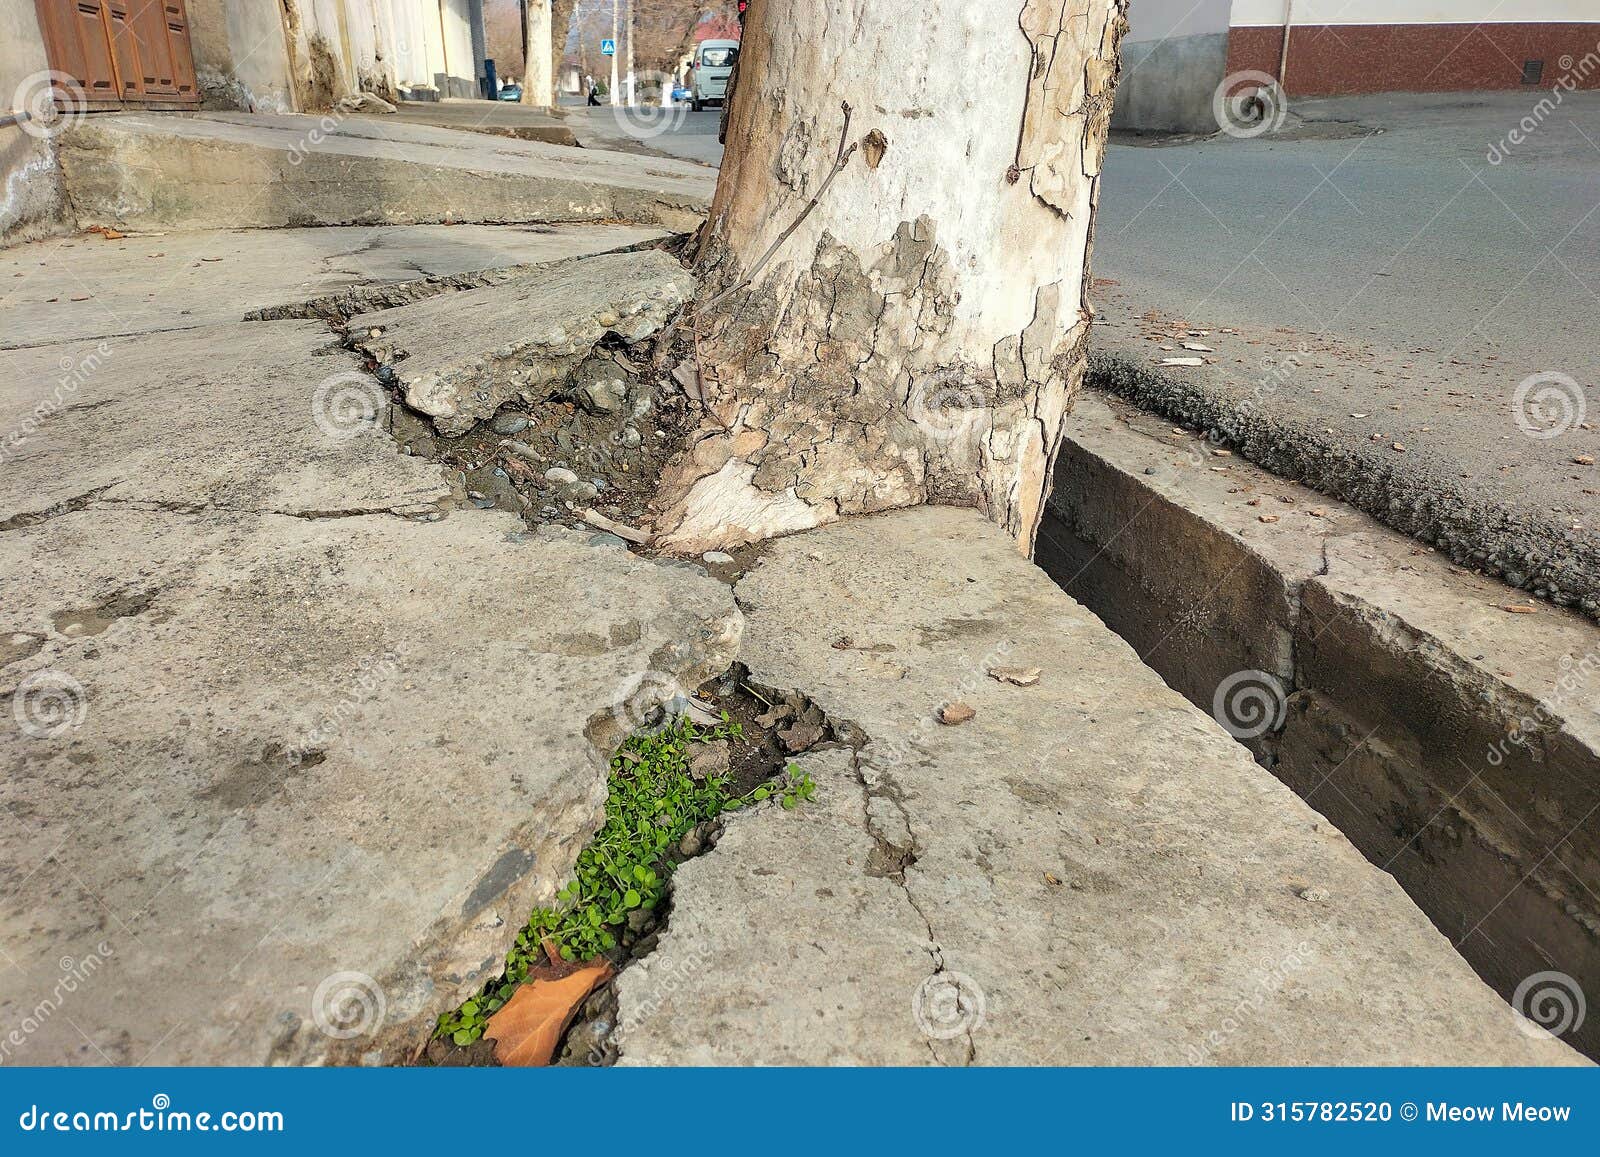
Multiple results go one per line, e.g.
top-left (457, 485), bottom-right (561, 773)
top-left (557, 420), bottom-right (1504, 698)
top-left (587, 532), bottom-right (629, 548)
top-left (703, 551), bottom-right (735, 565)
top-left (545, 467), bottom-right (579, 485)
top-left (1297, 886), bottom-right (1331, 903)
top-left (491, 412), bottom-right (529, 435)
top-left (620, 427), bottom-right (642, 449)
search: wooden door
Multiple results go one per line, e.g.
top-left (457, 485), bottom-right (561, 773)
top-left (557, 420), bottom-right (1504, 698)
top-left (33, 0), bottom-right (198, 111)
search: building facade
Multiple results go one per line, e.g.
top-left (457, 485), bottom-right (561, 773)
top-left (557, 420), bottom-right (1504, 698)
top-left (1115, 0), bottom-right (1600, 134)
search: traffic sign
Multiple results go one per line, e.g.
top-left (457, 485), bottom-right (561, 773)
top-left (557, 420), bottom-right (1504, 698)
top-left (601, 38), bottom-right (616, 56)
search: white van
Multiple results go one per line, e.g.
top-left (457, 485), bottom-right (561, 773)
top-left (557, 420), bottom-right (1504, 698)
top-left (690, 39), bottom-right (739, 111)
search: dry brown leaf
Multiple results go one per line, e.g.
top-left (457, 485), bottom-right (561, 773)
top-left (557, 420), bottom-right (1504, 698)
top-left (938, 701), bottom-right (976, 725)
top-left (486, 959), bottom-right (613, 1067)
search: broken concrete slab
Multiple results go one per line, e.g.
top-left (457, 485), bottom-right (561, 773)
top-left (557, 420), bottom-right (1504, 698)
top-left (348, 249), bottom-right (696, 435)
top-left (615, 748), bottom-right (935, 1064)
top-left (1038, 390), bottom-right (1600, 1059)
top-left (0, 224), bottom-right (665, 348)
top-left (618, 507), bottom-right (1583, 1064)
top-left (55, 112), bottom-right (714, 234)
top-left (0, 323), bottom-right (444, 525)
top-left (0, 507), bottom-right (739, 1065)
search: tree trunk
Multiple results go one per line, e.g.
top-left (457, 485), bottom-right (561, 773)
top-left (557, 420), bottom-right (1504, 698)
top-left (652, 0), bottom-right (1127, 556)
top-left (552, 0), bottom-right (578, 104)
top-left (521, 0), bottom-right (553, 106)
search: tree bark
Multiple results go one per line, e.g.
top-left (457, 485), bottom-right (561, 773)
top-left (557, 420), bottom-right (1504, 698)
top-left (521, 0), bottom-right (553, 106)
top-left (651, 0), bottom-right (1127, 556)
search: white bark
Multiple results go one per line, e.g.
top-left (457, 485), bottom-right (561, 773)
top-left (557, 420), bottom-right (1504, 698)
top-left (652, 0), bottom-right (1128, 555)
top-left (521, 0), bottom-right (553, 107)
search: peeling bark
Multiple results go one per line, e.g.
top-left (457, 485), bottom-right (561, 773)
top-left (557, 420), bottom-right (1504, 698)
top-left (651, 0), bottom-right (1128, 555)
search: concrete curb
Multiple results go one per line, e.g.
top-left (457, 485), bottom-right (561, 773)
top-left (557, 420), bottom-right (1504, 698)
top-left (1040, 389), bottom-right (1600, 1058)
top-left (1088, 349), bottom-right (1600, 622)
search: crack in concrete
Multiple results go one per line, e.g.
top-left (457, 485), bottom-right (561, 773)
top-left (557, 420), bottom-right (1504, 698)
top-left (847, 746), bottom-right (976, 1066)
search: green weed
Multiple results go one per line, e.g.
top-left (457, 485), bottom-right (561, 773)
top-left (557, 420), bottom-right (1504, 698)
top-left (435, 713), bottom-right (816, 1047)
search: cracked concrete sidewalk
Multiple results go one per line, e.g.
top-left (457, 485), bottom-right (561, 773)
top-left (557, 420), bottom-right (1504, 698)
top-left (616, 508), bottom-right (1583, 1065)
top-left (0, 215), bottom-right (1583, 1067)
top-left (0, 224), bottom-right (739, 1064)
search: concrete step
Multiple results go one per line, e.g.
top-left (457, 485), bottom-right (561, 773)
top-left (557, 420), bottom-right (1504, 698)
top-left (615, 507), bottom-right (1583, 1065)
top-left (346, 248), bottom-right (695, 436)
top-left (55, 112), bottom-right (715, 234)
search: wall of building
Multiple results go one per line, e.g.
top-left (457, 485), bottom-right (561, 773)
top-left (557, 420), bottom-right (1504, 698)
top-left (1111, 0), bottom-right (1232, 134)
top-left (186, 0), bottom-right (297, 111)
top-left (2, 3), bottom-right (70, 246)
top-left (1228, 1), bottom-right (1600, 96)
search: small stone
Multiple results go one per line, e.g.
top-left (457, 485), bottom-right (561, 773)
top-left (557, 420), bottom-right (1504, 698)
top-left (620, 427), bottom-right (643, 449)
top-left (1297, 886), bottom-right (1331, 903)
top-left (778, 721), bottom-right (825, 753)
top-left (587, 533), bottom-right (629, 548)
top-left (545, 467), bottom-right (579, 485)
top-left (702, 551), bottom-right (735, 565)
top-left (688, 741), bottom-right (731, 781)
top-left (1143, 466), bottom-right (1157, 475)
top-left (1258, 514), bottom-right (1279, 524)
top-left (988, 665), bottom-right (1042, 687)
top-left (577, 377), bottom-right (628, 415)
top-left (756, 704), bottom-right (795, 729)
top-left (938, 702), bottom-right (976, 725)
top-left (491, 412), bottom-right (530, 435)
top-left (1574, 456), bottom-right (1595, 466)
top-left (678, 828), bottom-right (704, 858)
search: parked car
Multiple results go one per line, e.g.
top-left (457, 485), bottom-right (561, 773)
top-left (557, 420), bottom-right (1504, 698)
top-left (690, 40), bottom-right (738, 111)
top-left (672, 84), bottom-right (692, 104)
top-left (497, 83), bottom-right (522, 102)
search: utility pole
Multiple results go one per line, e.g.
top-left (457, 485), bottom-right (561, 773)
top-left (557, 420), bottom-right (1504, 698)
top-left (609, 0), bottom-right (620, 106)
top-left (624, 0), bottom-right (635, 106)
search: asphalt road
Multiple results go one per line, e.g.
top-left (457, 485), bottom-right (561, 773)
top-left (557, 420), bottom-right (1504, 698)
top-left (585, 90), bottom-right (1600, 609)
top-left (1092, 91), bottom-right (1600, 610)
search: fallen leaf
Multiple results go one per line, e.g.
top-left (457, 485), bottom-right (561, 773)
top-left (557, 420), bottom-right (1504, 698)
top-left (1044, 872), bottom-right (1062, 886)
top-left (1259, 514), bottom-right (1280, 524)
top-left (1211, 449), bottom-right (1232, 457)
top-left (938, 702), bottom-right (976, 725)
top-left (1391, 443), bottom-right (1406, 452)
top-left (486, 959), bottom-right (613, 1067)
top-left (1574, 456), bottom-right (1595, 466)
top-left (988, 665), bottom-right (1042, 687)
